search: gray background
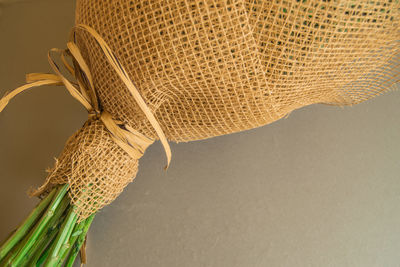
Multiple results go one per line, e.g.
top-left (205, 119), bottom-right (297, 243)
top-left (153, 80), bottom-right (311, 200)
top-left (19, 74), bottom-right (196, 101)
top-left (0, 1), bottom-right (399, 266)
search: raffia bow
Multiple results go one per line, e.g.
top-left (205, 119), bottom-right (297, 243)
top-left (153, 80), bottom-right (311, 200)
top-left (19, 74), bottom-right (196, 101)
top-left (0, 24), bottom-right (171, 219)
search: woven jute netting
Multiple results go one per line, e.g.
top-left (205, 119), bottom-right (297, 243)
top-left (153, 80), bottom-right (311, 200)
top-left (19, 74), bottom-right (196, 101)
top-left (39, 0), bottom-right (400, 219)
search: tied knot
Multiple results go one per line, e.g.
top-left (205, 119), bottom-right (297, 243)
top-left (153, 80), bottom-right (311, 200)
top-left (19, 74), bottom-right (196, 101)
top-left (84, 111), bottom-right (153, 160)
top-left (0, 24), bottom-right (171, 168)
top-left (99, 111), bottom-right (154, 160)
top-left (87, 110), bottom-right (100, 120)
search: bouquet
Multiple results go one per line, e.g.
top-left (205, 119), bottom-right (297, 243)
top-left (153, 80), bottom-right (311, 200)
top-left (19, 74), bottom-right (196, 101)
top-left (0, 0), bottom-right (399, 266)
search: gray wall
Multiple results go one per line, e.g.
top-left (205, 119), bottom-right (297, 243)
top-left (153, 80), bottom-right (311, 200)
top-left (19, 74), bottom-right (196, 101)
top-left (0, 1), bottom-right (399, 266)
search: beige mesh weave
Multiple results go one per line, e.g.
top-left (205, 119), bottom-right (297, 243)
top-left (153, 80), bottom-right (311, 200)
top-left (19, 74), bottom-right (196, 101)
top-left (36, 119), bottom-right (141, 219)
top-left (41, 0), bottom-right (400, 220)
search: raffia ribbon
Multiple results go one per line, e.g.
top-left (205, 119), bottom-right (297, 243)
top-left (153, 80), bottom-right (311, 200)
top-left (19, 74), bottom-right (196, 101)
top-left (0, 24), bottom-right (171, 166)
top-left (0, 24), bottom-right (172, 219)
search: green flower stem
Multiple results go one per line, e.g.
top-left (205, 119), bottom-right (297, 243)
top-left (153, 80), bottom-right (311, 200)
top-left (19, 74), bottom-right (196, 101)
top-left (43, 207), bottom-right (78, 267)
top-left (0, 231), bottom-right (26, 266)
top-left (0, 188), bottom-right (57, 261)
top-left (11, 184), bottom-right (69, 266)
top-left (35, 236), bottom-right (55, 267)
top-left (1, 183), bottom-right (97, 267)
top-left (57, 217), bottom-right (86, 264)
top-left (58, 213), bottom-right (96, 265)
top-left (0, 188), bottom-right (63, 266)
top-left (24, 196), bottom-right (70, 266)
top-left (27, 223), bottom-right (59, 267)
top-left (65, 214), bottom-right (95, 267)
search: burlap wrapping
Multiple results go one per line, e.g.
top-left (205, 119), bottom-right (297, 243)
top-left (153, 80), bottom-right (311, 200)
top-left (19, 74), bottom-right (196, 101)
top-left (38, 0), bottom-right (399, 220)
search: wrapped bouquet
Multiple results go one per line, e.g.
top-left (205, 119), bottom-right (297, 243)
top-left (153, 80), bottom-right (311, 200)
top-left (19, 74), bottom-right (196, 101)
top-left (0, 0), bottom-right (399, 266)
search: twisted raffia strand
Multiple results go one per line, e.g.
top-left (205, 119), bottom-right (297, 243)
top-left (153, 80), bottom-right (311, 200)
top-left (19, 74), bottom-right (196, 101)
top-left (0, 24), bottom-right (171, 167)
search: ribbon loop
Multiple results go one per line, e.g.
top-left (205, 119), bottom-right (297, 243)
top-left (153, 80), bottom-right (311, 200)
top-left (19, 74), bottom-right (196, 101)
top-left (73, 24), bottom-right (171, 168)
top-left (0, 24), bottom-right (171, 168)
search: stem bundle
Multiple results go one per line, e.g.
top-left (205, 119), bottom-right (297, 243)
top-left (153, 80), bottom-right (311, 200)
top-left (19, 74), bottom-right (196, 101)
top-left (0, 184), bottom-right (95, 267)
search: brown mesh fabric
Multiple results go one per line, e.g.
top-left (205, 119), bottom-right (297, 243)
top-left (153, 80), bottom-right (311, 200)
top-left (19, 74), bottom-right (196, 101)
top-left (74, 0), bottom-right (399, 142)
top-left (36, 119), bottom-right (141, 219)
top-left (42, 0), bottom-right (399, 219)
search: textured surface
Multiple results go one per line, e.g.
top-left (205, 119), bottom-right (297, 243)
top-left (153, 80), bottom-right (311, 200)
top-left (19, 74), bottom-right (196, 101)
top-left (75, 0), bottom-right (399, 142)
top-left (1, 1), bottom-right (400, 266)
top-left (45, 0), bottom-right (400, 218)
top-left (37, 119), bottom-right (140, 219)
